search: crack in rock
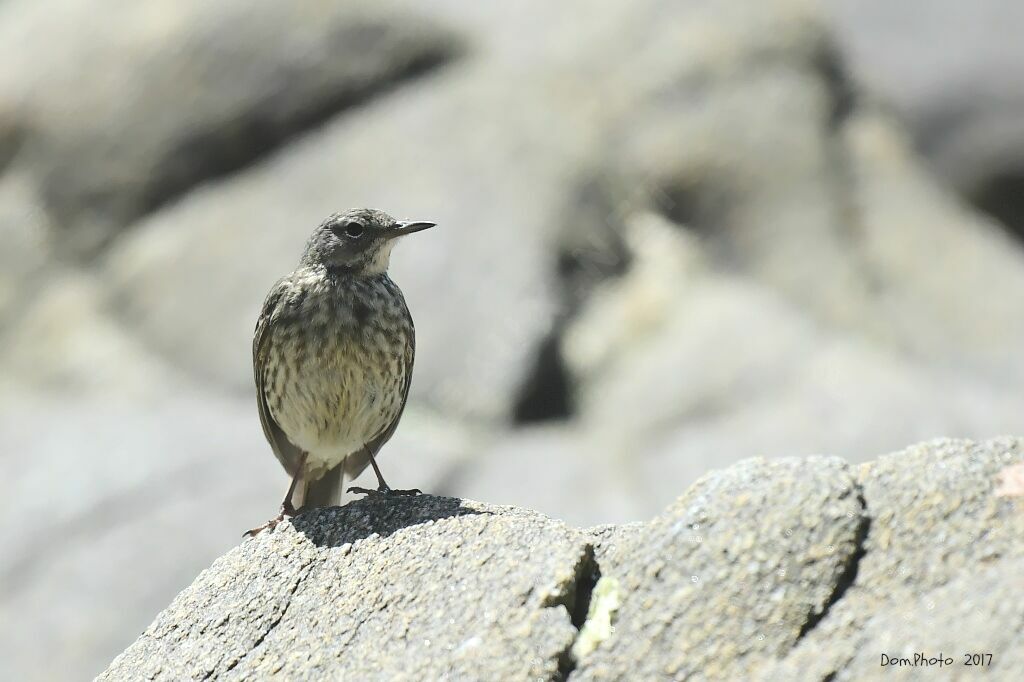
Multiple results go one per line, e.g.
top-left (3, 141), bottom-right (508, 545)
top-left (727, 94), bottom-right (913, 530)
top-left (797, 487), bottom-right (871, 641)
top-left (541, 543), bottom-right (600, 681)
top-left (220, 553), bottom-right (322, 677)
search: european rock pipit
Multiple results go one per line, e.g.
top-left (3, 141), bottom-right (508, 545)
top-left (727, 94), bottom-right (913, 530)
top-left (246, 208), bottom-right (434, 536)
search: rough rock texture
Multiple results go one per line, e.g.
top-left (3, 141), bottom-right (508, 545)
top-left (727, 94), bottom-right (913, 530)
top-left (99, 438), bottom-right (1023, 681)
top-left (101, 497), bottom-right (591, 681)
top-left (576, 456), bottom-right (864, 680)
top-left (762, 437), bottom-right (1024, 680)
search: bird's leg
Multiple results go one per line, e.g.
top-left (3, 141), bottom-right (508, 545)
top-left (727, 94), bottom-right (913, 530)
top-left (245, 453), bottom-right (308, 536)
top-left (347, 448), bottom-right (421, 497)
top-left (279, 455), bottom-right (307, 515)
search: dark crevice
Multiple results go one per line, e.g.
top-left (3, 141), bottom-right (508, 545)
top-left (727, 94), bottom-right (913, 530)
top-left (650, 176), bottom-right (752, 274)
top-left (650, 178), bottom-right (726, 240)
top-left (797, 490), bottom-right (870, 641)
top-left (652, 181), bottom-right (704, 233)
top-left (514, 172), bottom-right (650, 425)
top-left (968, 166), bottom-right (1024, 242)
top-left (509, 175), bottom-right (635, 426)
top-left (545, 544), bottom-right (600, 681)
top-left (512, 325), bottom-right (574, 424)
top-left (570, 552), bottom-right (601, 631)
top-left (813, 38), bottom-right (857, 132)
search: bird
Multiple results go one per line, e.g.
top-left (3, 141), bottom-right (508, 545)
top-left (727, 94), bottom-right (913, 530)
top-left (245, 208), bottom-right (435, 536)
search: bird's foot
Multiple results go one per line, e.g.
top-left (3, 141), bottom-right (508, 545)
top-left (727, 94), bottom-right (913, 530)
top-left (347, 485), bottom-right (422, 498)
top-left (243, 502), bottom-right (297, 537)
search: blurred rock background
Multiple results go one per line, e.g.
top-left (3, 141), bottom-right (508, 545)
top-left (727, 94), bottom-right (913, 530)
top-left (1, 0), bottom-right (1022, 679)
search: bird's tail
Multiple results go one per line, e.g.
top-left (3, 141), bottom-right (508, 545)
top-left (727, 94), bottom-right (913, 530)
top-left (303, 464), bottom-right (345, 508)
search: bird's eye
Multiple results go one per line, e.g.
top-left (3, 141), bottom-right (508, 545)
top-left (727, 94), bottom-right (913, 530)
top-left (343, 221), bottom-right (364, 238)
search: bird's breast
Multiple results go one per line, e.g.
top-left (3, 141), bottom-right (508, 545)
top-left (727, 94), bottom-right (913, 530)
top-left (263, 276), bottom-right (413, 474)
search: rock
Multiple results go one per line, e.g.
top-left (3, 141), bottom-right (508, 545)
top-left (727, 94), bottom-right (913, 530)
top-left (97, 438), bottom-right (1024, 680)
top-left (575, 456), bottom-right (864, 680)
top-left (840, 110), bottom-right (1024, 383)
top-left (574, 66), bottom-right (1024, 388)
top-left (839, 558), bottom-right (1024, 679)
top-left (0, 393), bottom-right (278, 682)
top-left (0, 0), bottom-right (458, 255)
top-left (553, 1), bottom-right (1024, 486)
top-left (824, 0), bottom-right (1024, 234)
top-left (762, 437), bottom-right (1024, 680)
top-left (0, 270), bottom-right (188, 398)
top-left (100, 497), bottom-right (591, 681)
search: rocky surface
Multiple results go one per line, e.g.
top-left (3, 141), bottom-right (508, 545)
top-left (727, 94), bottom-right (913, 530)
top-left (99, 438), bottom-right (1024, 680)
top-left (763, 438), bottom-right (1024, 680)
top-left (3, 1), bottom-right (1024, 680)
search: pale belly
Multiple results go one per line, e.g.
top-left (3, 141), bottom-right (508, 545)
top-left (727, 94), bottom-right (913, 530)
top-left (264, 331), bottom-right (407, 479)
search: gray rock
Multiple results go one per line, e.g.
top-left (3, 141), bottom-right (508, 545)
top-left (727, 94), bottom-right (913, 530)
top-left (576, 70), bottom-right (1024, 389)
top-left (761, 437), bottom-right (1024, 680)
top-left (0, 269), bottom-right (188, 398)
top-left (841, 557), bottom-right (1024, 679)
top-left (575, 456), bottom-right (864, 680)
top-left (0, 0), bottom-right (458, 255)
top-left (824, 0), bottom-right (1024, 232)
top-left (100, 497), bottom-right (591, 681)
top-left (839, 110), bottom-right (1024, 384)
top-left (97, 438), bottom-right (1024, 681)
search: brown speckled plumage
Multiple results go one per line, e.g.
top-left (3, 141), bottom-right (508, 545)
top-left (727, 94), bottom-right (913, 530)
top-left (248, 209), bottom-right (434, 532)
top-left (261, 269), bottom-right (412, 477)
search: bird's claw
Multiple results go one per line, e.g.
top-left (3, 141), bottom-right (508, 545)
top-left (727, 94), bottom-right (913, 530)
top-left (243, 519), bottom-right (280, 537)
top-left (243, 502), bottom-right (297, 537)
top-left (347, 486), bottom-right (422, 498)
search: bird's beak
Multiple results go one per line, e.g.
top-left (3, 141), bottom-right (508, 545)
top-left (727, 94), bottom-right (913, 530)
top-left (390, 220), bottom-right (436, 238)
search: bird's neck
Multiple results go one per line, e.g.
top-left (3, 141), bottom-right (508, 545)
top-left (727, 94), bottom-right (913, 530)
top-left (317, 243), bottom-right (394, 278)
top-left (323, 263), bottom-right (390, 283)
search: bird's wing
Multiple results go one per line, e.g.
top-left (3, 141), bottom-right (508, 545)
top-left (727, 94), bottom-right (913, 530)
top-left (344, 316), bottom-right (415, 481)
top-left (254, 276), bottom-right (304, 476)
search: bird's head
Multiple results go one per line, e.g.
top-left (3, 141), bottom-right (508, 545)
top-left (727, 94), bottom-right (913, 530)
top-left (300, 208), bottom-right (435, 277)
